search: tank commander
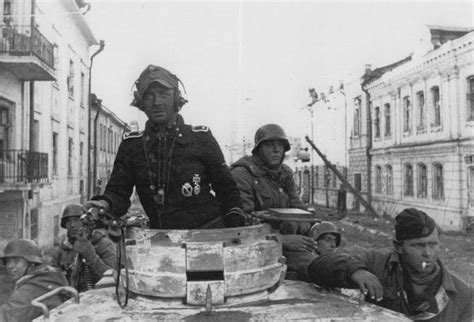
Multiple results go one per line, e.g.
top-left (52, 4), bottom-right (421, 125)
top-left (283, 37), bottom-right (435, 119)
top-left (230, 123), bottom-right (318, 279)
top-left (84, 65), bottom-right (245, 229)
top-left (307, 208), bottom-right (473, 321)
top-left (50, 204), bottom-right (116, 292)
top-left (0, 239), bottom-right (68, 321)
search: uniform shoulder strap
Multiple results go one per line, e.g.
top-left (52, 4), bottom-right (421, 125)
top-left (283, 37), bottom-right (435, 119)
top-left (122, 131), bottom-right (144, 140)
top-left (191, 125), bottom-right (209, 132)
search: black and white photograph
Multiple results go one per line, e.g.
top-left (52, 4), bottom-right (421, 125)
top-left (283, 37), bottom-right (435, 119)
top-left (0, 0), bottom-right (472, 320)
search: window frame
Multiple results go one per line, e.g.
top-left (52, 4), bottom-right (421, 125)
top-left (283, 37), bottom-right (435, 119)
top-left (404, 163), bottom-right (414, 196)
top-left (417, 163), bottom-right (427, 198)
top-left (432, 163), bottom-right (444, 200)
top-left (384, 164), bottom-right (393, 195)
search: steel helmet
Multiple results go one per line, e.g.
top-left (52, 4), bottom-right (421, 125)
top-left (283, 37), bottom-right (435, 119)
top-left (252, 124), bottom-right (291, 154)
top-left (0, 239), bottom-right (43, 264)
top-left (308, 222), bottom-right (341, 247)
top-left (61, 204), bottom-right (83, 228)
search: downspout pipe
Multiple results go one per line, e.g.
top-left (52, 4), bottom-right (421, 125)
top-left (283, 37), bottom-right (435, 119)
top-left (361, 84), bottom-right (373, 210)
top-left (87, 40), bottom-right (105, 199)
top-left (93, 98), bottom-right (102, 196)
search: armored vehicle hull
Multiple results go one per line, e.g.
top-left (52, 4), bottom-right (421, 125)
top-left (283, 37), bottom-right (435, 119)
top-left (38, 223), bottom-right (408, 321)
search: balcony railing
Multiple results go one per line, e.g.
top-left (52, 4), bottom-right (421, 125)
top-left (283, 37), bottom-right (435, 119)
top-left (0, 24), bottom-right (54, 69)
top-left (0, 150), bottom-right (48, 184)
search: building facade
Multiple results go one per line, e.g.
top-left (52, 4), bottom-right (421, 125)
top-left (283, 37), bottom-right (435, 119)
top-left (90, 95), bottom-right (129, 196)
top-left (365, 27), bottom-right (474, 230)
top-left (0, 0), bottom-right (97, 248)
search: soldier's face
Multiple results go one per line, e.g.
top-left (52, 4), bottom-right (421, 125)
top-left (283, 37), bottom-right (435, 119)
top-left (395, 228), bottom-right (440, 275)
top-left (143, 83), bottom-right (176, 125)
top-left (6, 257), bottom-right (29, 281)
top-left (65, 217), bottom-right (87, 240)
top-left (316, 233), bottom-right (338, 255)
top-left (259, 140), bottom-right (285, 168)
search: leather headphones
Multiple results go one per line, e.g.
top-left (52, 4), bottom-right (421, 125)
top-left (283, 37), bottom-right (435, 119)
top-left (131, 65), bottom-right (188, 112)
top-left (132, 88), bottom-right (187, 112)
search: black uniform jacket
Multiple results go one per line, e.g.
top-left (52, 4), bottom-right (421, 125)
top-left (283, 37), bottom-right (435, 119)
top-left (94, 115), bottom-right (242, 229)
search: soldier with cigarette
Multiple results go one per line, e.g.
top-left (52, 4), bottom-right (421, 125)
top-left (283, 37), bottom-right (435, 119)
top-left (307, 208), bottom-right (472, 321)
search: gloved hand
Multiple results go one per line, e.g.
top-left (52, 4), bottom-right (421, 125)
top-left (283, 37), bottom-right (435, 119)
top-left (282, 234), bottom-right (317, 252)
top-left (72, 236), bottom-right (96, 262)
top-left (83, 199), bottom-right (109, 215)
top-left (223, 208), bottom-right (247, 227)
top-left (350, 269), bottom-right (384, 301)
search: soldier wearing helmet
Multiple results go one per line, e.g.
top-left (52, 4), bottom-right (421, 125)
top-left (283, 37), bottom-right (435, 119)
top-left (49, 204), bottom-right (116, 292)
top-left (0, 239), bottom-right (68, 321)
top-left (231, 124), bottom-right (318, 279)
top-left (308, 221), bottom-right (341, 255)
top-left (84, 65), bottom-right (245, 229)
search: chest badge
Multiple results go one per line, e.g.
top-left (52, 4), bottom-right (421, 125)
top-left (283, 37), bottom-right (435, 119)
top-left (193, 174), bottom-right (201, 195)
top-left (181, 182), bottom-right (193, 197)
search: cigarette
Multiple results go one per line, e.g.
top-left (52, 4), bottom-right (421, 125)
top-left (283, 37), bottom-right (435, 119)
top-left (422, 262), bottom-right (427, 270)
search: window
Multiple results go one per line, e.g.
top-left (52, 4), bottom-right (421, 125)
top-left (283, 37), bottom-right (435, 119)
top-left (52, 132), bottom-right (58, 175)
top-left (374, 106), bottom-right (380, 138)
top-left (404, 163), bottom-right (414, 196)
top-left (68, 137), bottom-right (73, 176)
top-left (416, 91), bottom-right (425, 130)
top-left (431, 86), bottom-right (441, 126)
top-left (353, 97), bottom-right (361, 136)
top-left (403, 96), bottom-right (411, 133)
top-left (313, 166), bottom-right (318, 188)
top-left (332, 171), bottom-right (337, 189)
top-left (384, 165), bottom-right (393, 195)
top-left (0, 106), bottom-right (9, 159)
top-left (469, 167), bottom-right (474, 207)
top-left (79, 141), bottom-right (84, 176)
top-left (80, 72), bottom-right (85, 106)
top-left (384, 103), bottom-right (391, 136)
top-left (100, 125), bottom-right (104, 151)
top-left (375, 165), bottom-right (382, 193)
top-left (432, 163), bottom-right (444, 199)
top-left (467, 77), bottom-right (474, 121)
top-left (67, 60), bottom-right (75, 98)
top-left (417, 163), bottom-right (427, 198)
top-left (3, 0), bottom-right (12, 24)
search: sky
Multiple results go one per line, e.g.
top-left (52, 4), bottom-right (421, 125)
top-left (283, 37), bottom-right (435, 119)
top-left (85, 0), bottom-right (473, 160)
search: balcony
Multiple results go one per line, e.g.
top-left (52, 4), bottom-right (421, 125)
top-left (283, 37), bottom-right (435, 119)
top-left (0, 24), bottom-right (55, 81)
top-left (0, 149), bottom-right (49, 191)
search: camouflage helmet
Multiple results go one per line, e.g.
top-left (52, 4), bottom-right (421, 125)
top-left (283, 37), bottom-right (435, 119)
top-left (252, 124), bottom-right (291, 154)
top-left (135, 65), bottom-right (180, 97)
top-left (308, 222), bottom-right (341, 247)
top-left (0, 239), bottom-right (43, 264)
top-left (61, 204), bottom-right (83, 228)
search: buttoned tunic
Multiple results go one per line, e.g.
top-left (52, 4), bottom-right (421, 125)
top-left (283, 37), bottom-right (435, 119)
top-left (95, 115), bottom-right (242, 229)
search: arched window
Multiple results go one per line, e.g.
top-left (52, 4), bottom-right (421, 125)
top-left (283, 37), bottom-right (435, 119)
top-left (431, 86), bottom-right (441, 126)
top-left (403, 96), bottom-right (411, 133)
top-left (384, 103), bottom-right (391, 136)
top-left (416, 91), bottom-right (426, 130)
top-left (417, 163), bottom-right (427, 198)
top-left (432, 163), bottom-right (444, 199)
top-left (374, 107), bottom-right (380, 138)
top-left (353, 97), bottom-right (361, 136)
top-left (404, 163), bottom-right (414, 196)
top-left (467, 76), bottom-right (474, 121)
top-left (375, 165), bottom-right (382, 193)
top-left (385, 165), bottom-right (393, 195)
